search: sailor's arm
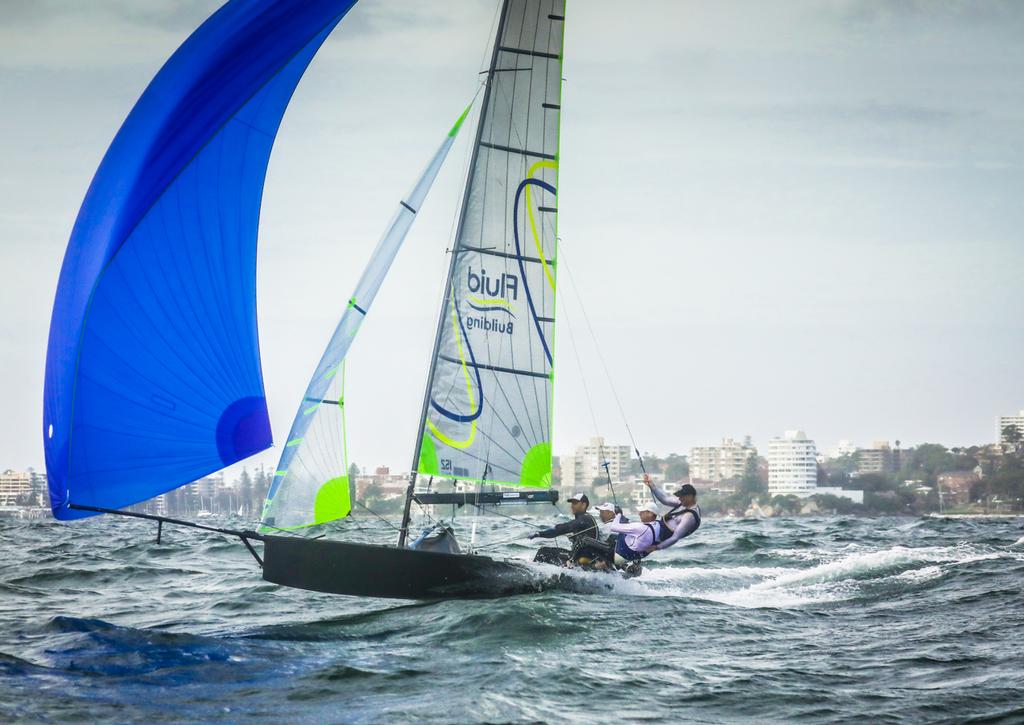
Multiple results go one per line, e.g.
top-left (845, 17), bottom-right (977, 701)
top-left (608, 521), bottom-right (648, 535)
top-left (646, 512), bottom-right (698, 552)
top-left (531, 519), bottom-right (577, 539)
top-left (645, 474), bottom-right (681, 507)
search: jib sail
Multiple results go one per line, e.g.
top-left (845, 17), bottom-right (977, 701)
top-left (260, 108), bottom-right (472, 531)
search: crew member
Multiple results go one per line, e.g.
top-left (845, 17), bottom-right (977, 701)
top-left (528, 493), bottom-right (598, 566)
top-left (636, 502), bottom-right (659, 524)
top-left (595, 502), bottom-right (621, 540)
top-left (643, 475), bottom-right (701, 553)
top-left (605, 503), bottom-right (663, 566)
top-left (574, 502), bottom-right (623, 569)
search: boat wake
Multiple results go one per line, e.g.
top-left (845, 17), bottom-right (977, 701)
top-left (581, 543), bottom-right (1024, 609)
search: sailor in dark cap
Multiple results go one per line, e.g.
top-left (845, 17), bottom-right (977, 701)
top-left (528, 492), bottom-right (599, 566)
top-left (642, 475), bottom-right (701, 554)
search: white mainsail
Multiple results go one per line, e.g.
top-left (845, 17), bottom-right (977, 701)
top-left (413, 0), bottom-right (565, 488)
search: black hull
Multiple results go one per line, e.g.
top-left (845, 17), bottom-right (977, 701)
top-left (262, 535), bottom-right (623, 600)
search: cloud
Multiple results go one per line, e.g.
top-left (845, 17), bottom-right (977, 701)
top-left (2, 0), bottom-right (1023, 472)
top-left (1, 0), bottom-right (219, 30)
top-left (0, 1), bottom-right (216, 70)
top-left (832, 0), bottom-right (1024, 26)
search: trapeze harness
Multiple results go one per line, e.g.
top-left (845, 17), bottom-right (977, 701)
top-left (662, 504), bottom-right (701, 542)
top-left (615, 505), bottom-right (702, 562)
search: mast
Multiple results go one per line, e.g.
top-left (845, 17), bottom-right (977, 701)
top-left (399, 0), bottom-right (512, 547)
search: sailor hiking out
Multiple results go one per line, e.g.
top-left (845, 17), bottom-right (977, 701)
top-left (526, 479), bottom-right (702, 577)
top-left (605, 503), bottom-right (666, 566)
top-left (642, 475), bottom-right (701, 554)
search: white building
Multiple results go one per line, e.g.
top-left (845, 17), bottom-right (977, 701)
top-left (768, 431), bottom-right (819, 496)
top-left (689, 437), bottom-right (756, 481)
top-left (151, 494), bottom-right (169, 516)
top-left (560, 436), bottom-right (632, 489)
top-left (768, 431), bottom-right (862, 503)
top-left (998, 410), bottom-right (1024, 444)
top-left (0, 470), bottom-right (32, 508)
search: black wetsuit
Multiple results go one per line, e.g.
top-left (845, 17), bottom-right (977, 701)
top-left (533, 511), bottom-right (599, 564)
top-left (578, 514), bottom-right (629, 568)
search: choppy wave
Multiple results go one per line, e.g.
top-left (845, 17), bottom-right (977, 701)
top-left (1, 515), bottom-right (1022, 723)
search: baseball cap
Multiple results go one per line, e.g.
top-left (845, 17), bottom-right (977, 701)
top-left (567, 492), bottom-right (590, 505)
top-left (595, 502), bottom-right (616, 513)
top-left (673, 483), bottom-right (697, 498)
top-left (637, 503), bottom-right (659, 516)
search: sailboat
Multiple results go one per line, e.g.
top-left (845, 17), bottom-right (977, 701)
top-left (44, 0), bottom-right (609, 599)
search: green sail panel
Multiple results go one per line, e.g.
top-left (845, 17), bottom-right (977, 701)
top-left (260, 107), bottom-right (471, 532)
top-left (416, 0), bottom-right (565, 488)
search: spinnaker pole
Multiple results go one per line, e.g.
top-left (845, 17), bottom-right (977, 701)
top-left (399, 0), bottom-right (512, 547)
top-left (68, 504), bottom-right (265, 566)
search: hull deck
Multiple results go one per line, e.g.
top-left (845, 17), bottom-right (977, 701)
top-left (261, 535), bottom-right (624, 600)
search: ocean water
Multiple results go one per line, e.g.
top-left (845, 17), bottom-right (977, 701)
top-left (1, 514), bottom-right (1022, 723)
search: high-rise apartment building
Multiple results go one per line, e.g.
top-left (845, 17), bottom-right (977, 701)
top-left (998, 410), bottom-right (1024, 444)
top-left (560, 436), bottom-right (632, 489)
top-left (768, 431), bottom-right (863, 503)
top-left (767, 431), bottom-right (819, 496)
top-left (0, 470), bottom-right (32, 508)
top-left (857, 441), bottom-right (894, 474)
top-left (689, 437), bottom-right (756, 481)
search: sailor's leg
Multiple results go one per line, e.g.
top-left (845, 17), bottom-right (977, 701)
top-left (534, 546), bottom-right (571, 565)
top-left (571, 537), bottom-right (614, 569)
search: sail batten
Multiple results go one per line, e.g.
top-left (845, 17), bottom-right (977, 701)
top-left (412, 0), bottom-right (565, 490)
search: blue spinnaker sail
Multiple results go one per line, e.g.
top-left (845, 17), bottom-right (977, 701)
top-left (43, 0), bottom-right (359, 520)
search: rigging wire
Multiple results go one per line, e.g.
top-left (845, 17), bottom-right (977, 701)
top-left (471, 502), bottom-right (540, 528)
top-left (557, 269), bottom-right (619, 506)
top-left (559, 242), bottom-right (648, 475)
top-left (473, 532), bottom-right (533, 550)
top-left (470, 503), bottom-right (569, 546)
top-left (353, 500), bottom-right (403, 533)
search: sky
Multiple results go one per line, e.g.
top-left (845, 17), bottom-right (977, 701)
top-left (1, 0), bottom-right (1022, 476)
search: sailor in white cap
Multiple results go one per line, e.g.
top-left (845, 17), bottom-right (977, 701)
top-left (594, 501), bottom-right (621, 539)
top-left (606, 502), bottom-right (668, 566)
top-left (570, 501), bottom-right (625, 570)
top-left (636, 503), bottom-right (660, 523)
